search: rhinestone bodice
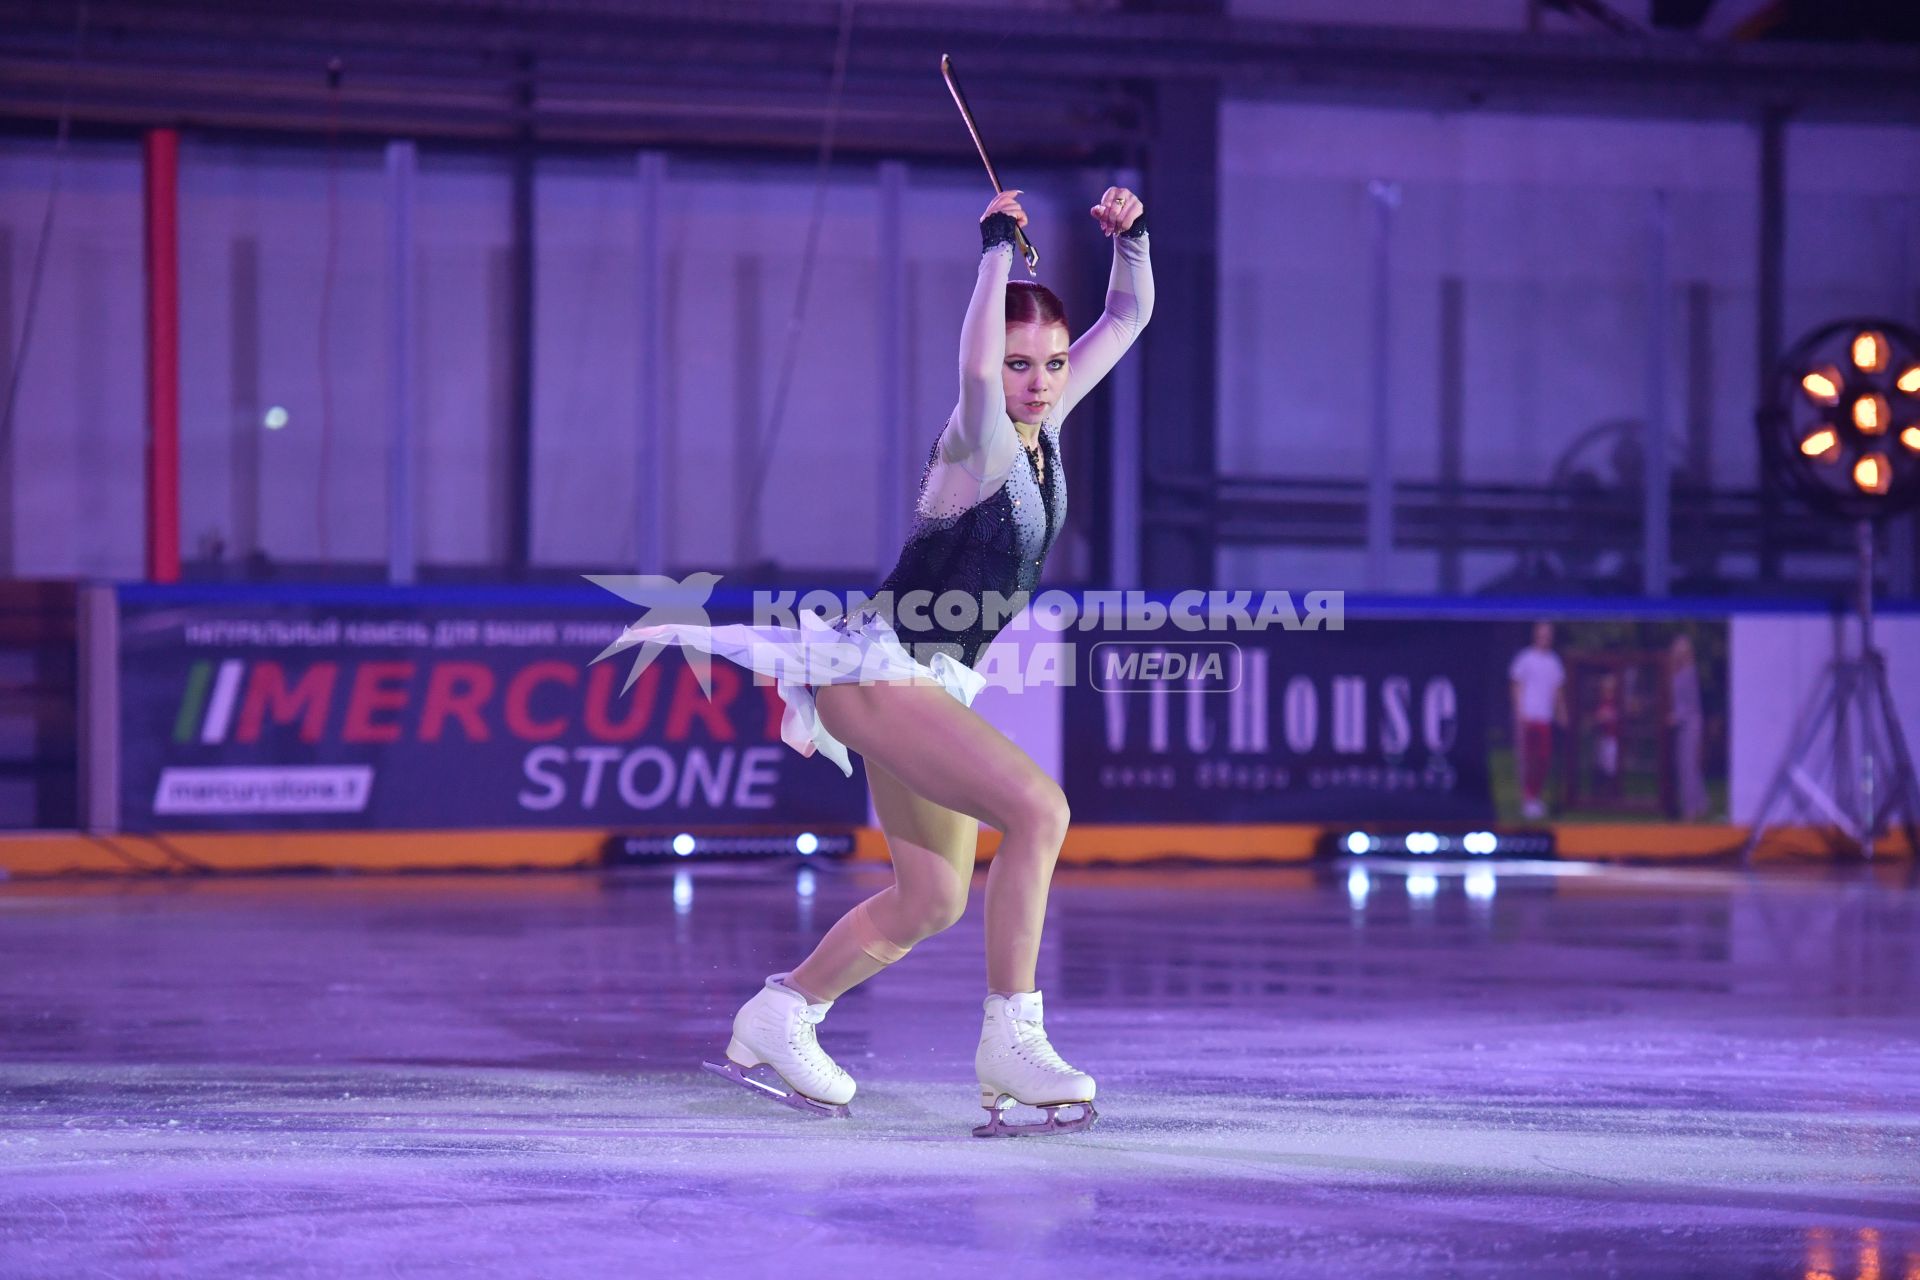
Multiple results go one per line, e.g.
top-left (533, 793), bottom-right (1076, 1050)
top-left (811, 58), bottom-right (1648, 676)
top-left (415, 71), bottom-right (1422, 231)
top-left (872, 421), bottom-right (1065, 670)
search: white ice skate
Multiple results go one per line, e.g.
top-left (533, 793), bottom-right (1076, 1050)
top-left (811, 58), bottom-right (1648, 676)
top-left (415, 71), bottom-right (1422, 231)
top-left (701, 973), bottom-right (855, 1119)
top-left (973, 990), bottom-right (1098, 1137)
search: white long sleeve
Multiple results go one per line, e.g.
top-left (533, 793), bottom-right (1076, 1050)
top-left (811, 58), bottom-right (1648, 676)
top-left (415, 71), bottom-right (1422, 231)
top-left (945, 241), bottom-right (1020, 486)
top-left (1054, 231), bottom-right (1153, 424)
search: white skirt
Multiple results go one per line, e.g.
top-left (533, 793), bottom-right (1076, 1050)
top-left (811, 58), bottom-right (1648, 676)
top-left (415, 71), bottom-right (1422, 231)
top-left (597, 606), bottom-right (987, 778)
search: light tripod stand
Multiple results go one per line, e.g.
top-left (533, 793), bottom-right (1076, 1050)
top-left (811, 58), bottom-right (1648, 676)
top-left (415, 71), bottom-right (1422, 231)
top-left (1740, 519), bottom-right (1920, 864)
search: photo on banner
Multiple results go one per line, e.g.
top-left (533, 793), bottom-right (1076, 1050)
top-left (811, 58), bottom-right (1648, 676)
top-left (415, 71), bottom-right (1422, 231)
top-left (1495, 617), bottom-right (1728, 825)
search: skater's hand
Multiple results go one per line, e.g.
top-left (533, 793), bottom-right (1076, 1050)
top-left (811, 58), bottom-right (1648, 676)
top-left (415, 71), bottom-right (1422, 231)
top-left (1090, 186), bottom-right (1142, 237)
top-left (982, 189), bottom-right (1029, 229)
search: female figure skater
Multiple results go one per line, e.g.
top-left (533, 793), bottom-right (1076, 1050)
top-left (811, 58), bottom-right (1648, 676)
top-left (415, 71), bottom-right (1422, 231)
top-left (611, 184), bottom-right (1150, 1136)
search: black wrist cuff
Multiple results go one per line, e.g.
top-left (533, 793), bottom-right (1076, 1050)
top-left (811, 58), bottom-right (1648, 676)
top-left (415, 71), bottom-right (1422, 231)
top-left (980, 212), bottom-right (1020, 252)
top-left (1119, 211), bottom-right (1149, 240)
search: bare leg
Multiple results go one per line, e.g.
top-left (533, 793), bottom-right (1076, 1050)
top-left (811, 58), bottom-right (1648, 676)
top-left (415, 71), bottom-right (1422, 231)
top-left (789, 757), bottom-right (978, 1001)
top-left (809, 680), bottom-right (1070, 995)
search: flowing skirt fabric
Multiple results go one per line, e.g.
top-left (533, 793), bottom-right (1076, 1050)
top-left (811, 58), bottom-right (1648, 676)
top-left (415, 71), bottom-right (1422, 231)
top-left (603, 607), bottom-right (986, 778)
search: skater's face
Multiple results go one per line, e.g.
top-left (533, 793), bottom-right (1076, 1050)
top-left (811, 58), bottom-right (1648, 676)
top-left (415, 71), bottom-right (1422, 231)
top-left (1532, 622), bottom-right (1554, 649)
top-left (1003, 321), bottom-right (1071, 426)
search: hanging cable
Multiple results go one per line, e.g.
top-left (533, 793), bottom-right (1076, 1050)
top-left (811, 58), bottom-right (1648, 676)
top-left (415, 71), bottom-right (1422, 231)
top-left (316, 57), bottom-right (344, 566)
top-left (743, 0), bottom-right (858, 540)
top-left (0, 0), bottom-right (91, 528)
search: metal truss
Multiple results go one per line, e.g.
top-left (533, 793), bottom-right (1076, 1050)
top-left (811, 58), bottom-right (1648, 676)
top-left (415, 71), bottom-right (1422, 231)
top-left (1, 0), bottom-right (1918, 157)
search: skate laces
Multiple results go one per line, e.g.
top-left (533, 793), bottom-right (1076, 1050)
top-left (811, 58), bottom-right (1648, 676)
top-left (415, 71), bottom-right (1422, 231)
top-left (1002, 1006), bottom-right (1076, 1074)
top-left (785, 1006), bottom-right (846, 1078)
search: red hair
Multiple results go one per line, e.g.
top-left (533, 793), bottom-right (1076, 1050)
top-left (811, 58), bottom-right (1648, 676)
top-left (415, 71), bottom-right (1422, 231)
top-left (1006, 280), bottom-right (1067, 329)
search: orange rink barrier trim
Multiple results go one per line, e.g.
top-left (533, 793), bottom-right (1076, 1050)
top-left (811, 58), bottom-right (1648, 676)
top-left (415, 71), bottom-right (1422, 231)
top-left (0, 823), bottom-right (1908, 879)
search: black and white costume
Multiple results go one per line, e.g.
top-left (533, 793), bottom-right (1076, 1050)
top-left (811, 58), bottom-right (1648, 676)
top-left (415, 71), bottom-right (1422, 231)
top-left (603, 212), bottom-right (1153, 775)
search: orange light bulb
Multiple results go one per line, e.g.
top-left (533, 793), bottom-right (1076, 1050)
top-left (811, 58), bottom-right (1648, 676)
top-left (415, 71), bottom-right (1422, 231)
top-left (1801, 367), bottom-right (1843, 404)
top-left (1800, 428), bottom-right (1841, 460)
top-left (1854, 455), bottom-right (1890, 494)
top-left (1852, 330), bottom-right (1889, 373)
top-left (1855, 394), bottom-right (1890, 434)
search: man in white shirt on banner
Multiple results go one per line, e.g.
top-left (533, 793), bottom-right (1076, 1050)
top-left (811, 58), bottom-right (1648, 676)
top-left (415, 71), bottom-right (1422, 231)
top-left (1509, 621), bottom-right (1567, 820)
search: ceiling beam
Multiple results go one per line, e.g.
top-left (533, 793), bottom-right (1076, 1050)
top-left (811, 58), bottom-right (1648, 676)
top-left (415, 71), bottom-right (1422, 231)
top-left (1, 0), bottom-right (1915, 159)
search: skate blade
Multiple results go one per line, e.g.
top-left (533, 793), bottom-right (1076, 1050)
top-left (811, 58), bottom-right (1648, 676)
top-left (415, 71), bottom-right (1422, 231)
top-left (701, 1058), bottom-right (851, 1119)
top-left (971, 1098), bottom-right (1098, 1138)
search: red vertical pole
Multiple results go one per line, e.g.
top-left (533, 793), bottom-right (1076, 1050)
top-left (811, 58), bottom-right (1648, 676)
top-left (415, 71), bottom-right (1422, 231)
top-left (143, 128), bottom-right (181, 584)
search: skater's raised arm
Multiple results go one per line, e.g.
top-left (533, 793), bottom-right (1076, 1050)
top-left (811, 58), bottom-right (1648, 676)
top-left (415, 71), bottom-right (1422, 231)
top-left (1054, 187), bottom-right (1153, 425)
top-left (946, 192), bottom-right (1025, 483)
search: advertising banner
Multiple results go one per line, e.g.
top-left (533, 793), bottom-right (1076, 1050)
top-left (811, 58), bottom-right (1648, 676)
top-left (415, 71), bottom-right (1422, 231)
top-left (1064, 619), bottom-right (1497, 823)
top-left (1064, 612), bottom-right (1728, 825)
top-left (118, 592), bottom-right (866, 830)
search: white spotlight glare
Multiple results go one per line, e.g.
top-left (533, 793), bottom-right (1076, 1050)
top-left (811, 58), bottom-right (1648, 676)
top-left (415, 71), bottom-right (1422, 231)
top-left (1407, 871), bottom-right (1439, 899)
top-left (263, 406), bottom-right (289, 430)
top-left (672, 870), bottom-right (693, 912)
top-left (1345, 831), bottom-right (1370, 856)
top-left (796, 867), bottom-right (817, 899)
top-left (1463, 831), bottom-right (1496, 856)
top-left (795, 832), bottom-right (819, 856)
top-left (1347, 867), bottom-right (1371, 905)
top-left (671, 833), bottom-right (696, 857)
top-left (1465, 867), bottom-right (1497, 901)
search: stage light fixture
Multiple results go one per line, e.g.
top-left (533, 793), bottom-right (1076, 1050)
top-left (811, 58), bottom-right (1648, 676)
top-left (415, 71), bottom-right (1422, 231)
top-left (1765, 319), bottom-right (1920, 518)
top-left (1318, 828), bottom-right (1556, 859)
top-left (603, 831), bottom-right (857, 865)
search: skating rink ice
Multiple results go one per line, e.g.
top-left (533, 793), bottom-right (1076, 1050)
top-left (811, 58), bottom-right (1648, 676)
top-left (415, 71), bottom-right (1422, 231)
top-left (2, 859), bottom-right (1916, 1278)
